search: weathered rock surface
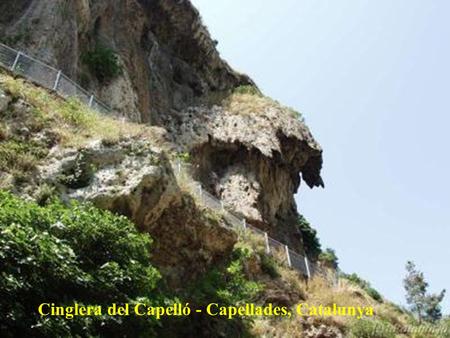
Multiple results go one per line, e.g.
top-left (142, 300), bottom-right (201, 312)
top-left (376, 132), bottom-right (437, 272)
top-left (1, 0), bottom-right (325, 253)
top-left (39, 139), bottom-right (178, 223)
top-left (1, 0), bottom-right (324, 268)
top-left (38, 139), bottom-right (236, 286)
top-left (0, 0), bottom-right (252, 123)
top-left (165, 103), bottom-right (323, 251)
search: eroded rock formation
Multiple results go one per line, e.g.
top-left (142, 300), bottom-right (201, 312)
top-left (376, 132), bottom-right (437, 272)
top-left (0, 0), bottom-right (323, 272)
top-left (38, 138), bottom-right (237, 286)
top-left (165, 102), bottom-right (323, 251)
top-left (0, 0), bottom-right (252, 123)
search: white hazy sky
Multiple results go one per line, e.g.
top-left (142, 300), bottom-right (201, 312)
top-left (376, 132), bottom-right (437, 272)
top-left (191, 0), bottom-right (450, 313)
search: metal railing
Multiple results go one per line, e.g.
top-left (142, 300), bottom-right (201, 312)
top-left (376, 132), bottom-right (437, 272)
top-left (0, 43), bottom-right (112, 115)
top-left (174, 160), bottom-right (337, 284)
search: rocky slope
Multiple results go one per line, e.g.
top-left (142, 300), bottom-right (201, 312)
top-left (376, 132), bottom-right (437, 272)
top-left (0, 0), bottom-right (252, 123)
top-left (0, 0), bottom-right (324, 253)
top-left (0, 73), bottom-right (237, 287)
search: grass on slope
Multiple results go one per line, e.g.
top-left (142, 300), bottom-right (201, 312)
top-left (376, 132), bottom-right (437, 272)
top-left (222, 85), bottom-right (304, 121)
top-left (0, 71), bottom-right (159, 147)
top-left (0, 70), bottom-right (164, 188)
top-left (234, 224), bottom-right (448, 338)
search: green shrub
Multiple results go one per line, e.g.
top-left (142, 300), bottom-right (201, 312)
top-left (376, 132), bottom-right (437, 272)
top-left (161, 245), bottom-right (263, 336)
top-left (348, 319), bottom-right (396, 338)
top-left (344, 273), bottom-right (370, 289)
top-left (233, 85), bottom-right (261, 96)
top-left (0, 139), bottom-right (48, 173)
top-left (58, 152), bottom-right (96, 189)
top-left (260, 254), bottom-right (280, 279)
top-left (60, 98), bottom-right (95, 127)
top-left (366, 287), bottom-right (383, 303)
top-left (297, 215), bottom-right (321, 260)
top-left (82, 45), bottom-right (122, 83)
top-left (34, 183), bottom-right (56, 206)
top-left (0, 191), bottom-right (163, 337)
top-left (177, 151), bottom-right (191, 163)
top-left (343, 273), bottom-right (383, 303)
top-left (319, 248), bottom-right (339, 269)
top-left (189, 246), bottom-right (263, 306)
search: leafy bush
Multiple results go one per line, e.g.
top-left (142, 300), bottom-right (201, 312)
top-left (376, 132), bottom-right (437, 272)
top-left (348, 319), bottom-right (396, 338)
top-left (191, 245), bottom-right (263, 306)
top-left (0, 191), bottom-right (163, 337)
top-left (297, 215), bottom-right (321, 260)
top-left (82, 45), bottom-right (122, 83)
top-left (319, 248), bottom-right (339, 269)
top-left (161, 245), bottom-right (263, 337)
top-left (260, 254), bottom-right (280, 279)
top-left (343, 273), bottom-right (383, 303)
top-left (366, 287), bottom-right (383, 303)
top-left (344, 273), bottom-right (370, 289)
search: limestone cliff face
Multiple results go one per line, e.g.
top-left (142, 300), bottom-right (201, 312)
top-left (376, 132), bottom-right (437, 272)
top-left (0, 0), bottom-right (252, 123)
top-left (37, 139), bottom-right (237, 287)
top-left (165, 100), bottom-right (323, 251)
top-left (1, 0), bottom-right (323, 253)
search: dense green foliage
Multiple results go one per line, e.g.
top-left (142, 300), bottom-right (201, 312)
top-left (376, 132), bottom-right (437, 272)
top-left (82, 45), bottom-right (122, 83)
top-left (343, 273), bottom-right (383, 303)
top-left (160, 244), bottom-right (263, 336)
top-left (0, 191), bottom-right (163, 337)
top-left (190, 244), bottom-right (263, 306)
top-left (404, 261), bottom-right (446, 323)
top-left (297, 215), bottom-right (322, 260)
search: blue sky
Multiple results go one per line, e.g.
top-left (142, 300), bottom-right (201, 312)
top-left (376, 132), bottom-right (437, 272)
top-left (191, 0), bottom-right (450, 313)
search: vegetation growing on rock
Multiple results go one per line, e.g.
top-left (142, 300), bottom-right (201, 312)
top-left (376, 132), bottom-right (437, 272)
top-left (342, 273), bottom-right (384, 303)
top-left (223, 84), bottom-right (304, 121)
top-left (297, 215), bottom-right (322, 260)
top-left (0, 70), bottom-right (165, 191)
top-left (81, 45), bottom-right (122, 83)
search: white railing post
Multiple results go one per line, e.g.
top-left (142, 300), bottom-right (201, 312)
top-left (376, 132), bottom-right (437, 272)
top-left (242, 218), bottom-right (246, 229)
top-left (11, 51), bottom-right (22, 71)
top-left (264, 232), bottom-right (270, 254)
top-left (198, 183), bottom-right (202, 199)
top-left (53, 70), bottom-right (62, 91)
top-left (88, 95), bottom-right (94, 107)
top-left (285, 245), bottom-right (292, 267)
top-left (177, 160), bottom-right (181, 175)
top-left (304, 256), bottom-right (311, 279)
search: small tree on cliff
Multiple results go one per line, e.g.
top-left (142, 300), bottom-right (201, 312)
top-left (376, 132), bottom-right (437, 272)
top-left (403, 261), bottom-right (446, 323)
top-left (297, 215), bottom-right (322, 260)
